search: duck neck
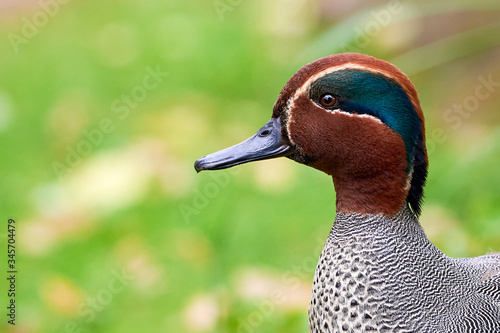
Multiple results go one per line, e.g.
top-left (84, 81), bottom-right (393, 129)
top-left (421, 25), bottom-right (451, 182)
top-left (330, 205), bottom-right (429, 245)
top-left (332, 169), bottom-right (409, 216)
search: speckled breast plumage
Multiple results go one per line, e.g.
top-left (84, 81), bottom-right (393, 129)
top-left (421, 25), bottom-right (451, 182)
top-left (309, 208), bottom-right (500, 333)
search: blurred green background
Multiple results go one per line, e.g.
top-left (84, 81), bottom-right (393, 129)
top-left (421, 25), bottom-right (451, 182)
top-left (1, 0), bottom-right (500, 332)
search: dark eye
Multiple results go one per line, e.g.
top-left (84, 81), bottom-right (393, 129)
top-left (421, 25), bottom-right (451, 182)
top-left (319, 94), bottom-right (336, 107)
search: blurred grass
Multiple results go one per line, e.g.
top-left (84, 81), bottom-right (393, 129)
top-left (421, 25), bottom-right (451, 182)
top-left (0, 0), bottom-right (499, 332)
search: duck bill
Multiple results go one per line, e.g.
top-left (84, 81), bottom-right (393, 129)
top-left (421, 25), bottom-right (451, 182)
top-left (194, 117), bottom-right (291, 172)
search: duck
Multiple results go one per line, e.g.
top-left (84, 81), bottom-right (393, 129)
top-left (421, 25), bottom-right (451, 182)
top-left (194, 53), bottom-right (500, 332)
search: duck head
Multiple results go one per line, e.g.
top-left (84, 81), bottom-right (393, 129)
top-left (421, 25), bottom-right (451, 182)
top-left (195, 53), bottom-right (428, 217)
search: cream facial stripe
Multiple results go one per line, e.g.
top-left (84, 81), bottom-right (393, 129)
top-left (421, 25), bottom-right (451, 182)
top-left (325, 109), bottom-right (383, 125)
top-left (285, 63), bottom-right (391, 144)
top-left (291, 62), bottom-right (403, 105)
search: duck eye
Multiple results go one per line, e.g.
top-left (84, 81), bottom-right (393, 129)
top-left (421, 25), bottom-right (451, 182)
top-left (319, 94), bottom-right (336, 107)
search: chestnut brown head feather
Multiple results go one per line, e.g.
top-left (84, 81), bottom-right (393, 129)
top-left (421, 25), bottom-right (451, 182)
top-left (273, 53), bottom-right (427, 216)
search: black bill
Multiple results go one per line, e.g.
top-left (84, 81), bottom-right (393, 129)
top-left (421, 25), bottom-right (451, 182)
top-left (194, 117), bottom-right (291, 172)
